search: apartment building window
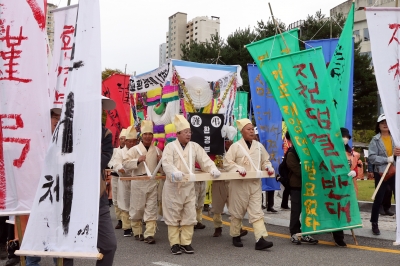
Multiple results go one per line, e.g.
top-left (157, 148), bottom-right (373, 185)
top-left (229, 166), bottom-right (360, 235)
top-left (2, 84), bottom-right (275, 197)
top-left (195, 27), bottom-right (198, 30)
top-left (186, 36), bottom-right (189, 39)
top-left (195, 33), bottom-right (197, 35)
top-left (174, 26), bottom-right (176, 29)
top-left (187, 31), bottom-right (189, 34)
top-left (195, 21), bottom-right (198, 24)
top-left (363, 28), bottom-right (370, 41)
top-left (195, 38), bottom-right (198, 41)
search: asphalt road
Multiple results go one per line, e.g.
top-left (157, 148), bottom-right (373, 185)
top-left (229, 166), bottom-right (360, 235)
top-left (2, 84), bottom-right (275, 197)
top-left (2, 207), bottom-right (400, 266)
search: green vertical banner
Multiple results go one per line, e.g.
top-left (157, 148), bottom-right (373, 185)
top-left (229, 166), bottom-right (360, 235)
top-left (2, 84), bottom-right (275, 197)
top-left (246, 28), bottom-right (300, 69)
top-left (325, 3), bottom-right (355, 127)
top-left (259, 48), bottom-right (362, 234)
top-left (232, 91), bottom-right (248, 142)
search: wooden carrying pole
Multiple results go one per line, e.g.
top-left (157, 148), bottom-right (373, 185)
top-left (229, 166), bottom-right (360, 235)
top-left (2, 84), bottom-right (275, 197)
top-left (371, 163), bottom-right (391, 200)
top-left (15, 216), bottom-right (26, 266)
top-left (268, 2), bottom-right (289, 52)
top-left (121, 171), bottom-right (274, 182)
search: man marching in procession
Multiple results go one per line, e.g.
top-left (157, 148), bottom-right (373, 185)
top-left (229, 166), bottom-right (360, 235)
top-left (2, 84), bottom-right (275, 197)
top-left (162, 115), bottom-right (221, 255)
top-left (108, 128), bottom-right (127, 229)
top-left (123, 120), bottom-right (163, 244)
top-left (223, 118), bottom-right (274, 250)
top-left (113, 126), bottom-right (138, 237)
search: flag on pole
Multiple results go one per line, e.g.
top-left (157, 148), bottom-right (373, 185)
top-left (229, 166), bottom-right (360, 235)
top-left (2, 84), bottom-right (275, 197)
top-left (366, 7), bottom-right (400, 245)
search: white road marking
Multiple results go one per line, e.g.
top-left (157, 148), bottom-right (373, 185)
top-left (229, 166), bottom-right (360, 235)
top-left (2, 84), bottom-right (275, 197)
top-left (152, 262), bottom-right (182, 266)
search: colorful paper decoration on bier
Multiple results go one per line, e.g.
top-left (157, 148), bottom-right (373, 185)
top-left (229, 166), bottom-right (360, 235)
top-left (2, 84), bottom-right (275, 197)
top-left (161, 85), bottom-right (179, 103)
top-left (146, 87), bottom-right (162, 106)
top-left (153, 124), bottom-right (166, 150)
top-left (165, 123), bottom-right (177, 143)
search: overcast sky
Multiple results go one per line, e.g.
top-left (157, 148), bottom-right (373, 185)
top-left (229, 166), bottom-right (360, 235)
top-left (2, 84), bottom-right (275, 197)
top-left (49, 0), bottom-right (348, 75)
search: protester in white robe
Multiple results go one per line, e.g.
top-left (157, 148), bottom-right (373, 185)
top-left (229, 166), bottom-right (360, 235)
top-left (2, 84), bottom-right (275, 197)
top-left (223, 118), bottom-right (274, 250)
top-left (113, 126), bottom-right (138, 237)
top-left (123, 120), bottom-right (162, 244)
top-left (162, 115), bottom-right (221, 255)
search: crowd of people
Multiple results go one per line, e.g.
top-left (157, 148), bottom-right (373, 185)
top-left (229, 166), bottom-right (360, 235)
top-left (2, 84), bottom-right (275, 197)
top-left (0, 102), bottom-right (398, 265)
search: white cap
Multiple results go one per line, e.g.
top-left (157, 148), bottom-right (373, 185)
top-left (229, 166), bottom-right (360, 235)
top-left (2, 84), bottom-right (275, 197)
top-left (102, 96), bottom-right (116, 111)
top-left (377, 114), bottom-right (386, 123)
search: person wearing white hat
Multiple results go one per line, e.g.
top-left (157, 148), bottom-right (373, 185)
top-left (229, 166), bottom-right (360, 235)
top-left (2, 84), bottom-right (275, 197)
top-left (122, 120), bottom-right (163, 244)
top-left (223, 118), bottom-right (274, 250)
top-left (162, 114), bottom-right (221, 255)
top-left (108, 128), bottom-right (127, 229)
top-left (113, 126), bottom-right (138, 237)
top-left (368, 114), bottom-right (400, 236)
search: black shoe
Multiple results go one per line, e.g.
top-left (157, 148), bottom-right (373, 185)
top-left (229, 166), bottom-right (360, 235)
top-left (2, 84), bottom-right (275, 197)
top-left (232, 236), bottom-right (243, 247)
top-left (5, 257), bottom-right (20, 266)
top-left (213, 227), bottom-right (222, 237)
top-left (255, 237), bottom-right (273, 250)
top-left (134, 234), bottom-right (144, 241)
top-left (0, 245), bottom-right (7, 260)
top-left (171, 244), bottom-right (182, 255)
top-left (281, 206), bottom-right (290, 210)
top-left (194, 222), bottom-right (206, 229)
top-left (334, 239), bottom-right (347, 248)
top-left (301, 235), bottom-right (318, 244)
top-left (384, 209), bottom-right (395, 216)
top-left (144, 236), bottom-right (155, 244)
top-left (261, 205), bottom-right (267, 209)
top-left (108, 199), bottom-right (113, 207)
top-left (123, 229), bottom-right (133, 237)
top-left (290, 234), bottom-right (301, 245)
top-left (239, 228), bottom-right (248, 237)
top-left (267, 208), bottom-right (278, 213)
top-left (180, 244), bottom-right (194, 254)
top-left (203, 204), bottom-right (210, 212)
top-left (115, 220), bottom-right (122, 229)
top-left (372, 222), bottom-right (380, 235)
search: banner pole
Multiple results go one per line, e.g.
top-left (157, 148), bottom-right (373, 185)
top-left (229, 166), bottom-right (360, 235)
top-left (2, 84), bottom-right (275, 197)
top-left (268, 2), bottom-right (289, 52)
top-left (351, 229), bottom-right (358, 245)
top-left (371, 163), bottom-right (391, 200)
top-left (396, 0), bottom-right (399, 7)
top-left (67, 0), bottom-right (71, 5)
top-left (15, 216), bottom-right (26, 266)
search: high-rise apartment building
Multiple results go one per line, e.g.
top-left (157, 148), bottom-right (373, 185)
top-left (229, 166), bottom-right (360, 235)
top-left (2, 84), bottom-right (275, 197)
top-left (159, 43), bottom-right (167, 66)
top-left (166, 12), bottom-right (188, 60)
top-left (186, 16), bottom-right (220, 45)
top-left (164, 12), bottom-right (220, 60)
top-left (46, 3), bottom-right (58, 51)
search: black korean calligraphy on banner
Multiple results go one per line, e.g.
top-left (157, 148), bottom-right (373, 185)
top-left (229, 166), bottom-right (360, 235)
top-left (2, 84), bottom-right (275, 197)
top-left (188, 113), bottom-right (224, 155)
top-left (130, 63), bottom-right (170, 93)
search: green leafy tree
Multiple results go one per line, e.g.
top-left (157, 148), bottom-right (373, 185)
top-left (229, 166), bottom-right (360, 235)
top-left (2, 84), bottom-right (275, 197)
top-left (102, 68), bottom-right (123, 81)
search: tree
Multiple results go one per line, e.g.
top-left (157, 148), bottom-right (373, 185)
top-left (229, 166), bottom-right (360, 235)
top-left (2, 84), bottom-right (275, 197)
top-left (102, 68), bottom-right (123, 80)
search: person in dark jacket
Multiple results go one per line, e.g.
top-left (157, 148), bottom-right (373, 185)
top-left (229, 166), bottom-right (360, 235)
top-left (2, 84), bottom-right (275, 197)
top-left (285, 131), bottom-right (318, 245)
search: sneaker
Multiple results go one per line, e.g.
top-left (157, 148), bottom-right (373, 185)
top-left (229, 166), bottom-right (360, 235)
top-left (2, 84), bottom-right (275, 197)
top-left (134, 234), bottom-right (144, 241)
top-left (180, 244), bottom-right (194, 254)
top-left (255, 237), bottom-right (273, 250)
top-left (123, 229), bottom-right (133, 237)
top-left (290, 234), bottom-right (301, 245)
top-left (372, 222), bottom-right (380, 235)
top-left (301, 235), bottom-right (318, 244)
top-left (194, 222), bottom-right (206, 229)
top-left (115, 220), bottom-right (122, 229)
top-left (334, 239), bottom-right (347, 248)
top-left (144, 236), bottom-right (155, 244)
top-left (171, 244), bottom-right (182, 255)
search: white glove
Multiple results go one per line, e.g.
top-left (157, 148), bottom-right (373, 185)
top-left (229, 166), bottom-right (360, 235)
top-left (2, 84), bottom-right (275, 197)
top-left (347, 170), bottom-right (357, 178)
top-left (210, 169), bottom-right (221, 179)
top-left (237, 166), bottom-right (246, 176)
top-left (266, 166), bottom-right (275, 176)
top-left (171, 171), bottom-right (184, 182)
top-left (387, 156), bottom-right (394, 163)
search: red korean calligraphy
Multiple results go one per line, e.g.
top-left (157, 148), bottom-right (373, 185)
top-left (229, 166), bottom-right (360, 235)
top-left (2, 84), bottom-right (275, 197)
top-left (0, 114), bottom-right (31, 209)
top-left (0, 25), bottom-right (32, 83)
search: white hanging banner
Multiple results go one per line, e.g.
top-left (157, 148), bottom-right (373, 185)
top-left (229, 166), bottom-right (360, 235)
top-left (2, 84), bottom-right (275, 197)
top-left (130, 62), bottom-right (170, 93)
top-left (366, 7), bottom-right (400, 245)
top-left (49, 4), bottom-right (78, 109)
top-left (0, 0), bottom-right (51, 214)
top-left (19, 0), bottom-right (102, 256)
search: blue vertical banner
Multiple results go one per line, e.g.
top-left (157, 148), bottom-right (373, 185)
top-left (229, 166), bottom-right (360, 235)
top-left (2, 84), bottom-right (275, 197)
top-left (305, 38), bottom-right (354, 146)
top-left (248, 64), bottom-right (282, 191)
